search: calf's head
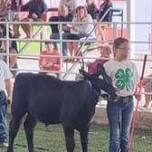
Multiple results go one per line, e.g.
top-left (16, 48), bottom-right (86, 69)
top-left (79, 68), bottom-right (116, 100)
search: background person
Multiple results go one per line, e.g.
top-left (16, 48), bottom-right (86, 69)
top-left (39, 42), bottom-right (61, 77)
top-left (59, 0), bottom-right (86, 15)
top-left (50, 5), bottom-right (73, 57)
top-left (86, 0), bottom-right (98, 20)
top-left (21, 0), bottom-right (47, 38)
top-left (142, 76), bottom-right (152, 108)
top-left (0, 59), bottom-right (12, 147)
top-left (67, 6), bottom-right (96, 61)
top-left (0, 24), bottom-right (18, 77)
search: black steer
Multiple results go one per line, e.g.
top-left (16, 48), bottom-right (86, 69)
top-left (7, 70), bottom-right (116, 152)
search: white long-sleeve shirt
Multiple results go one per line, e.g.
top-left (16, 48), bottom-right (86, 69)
top-left (71, 14), bottom-right (96, 39)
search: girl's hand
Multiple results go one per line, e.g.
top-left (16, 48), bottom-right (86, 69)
top-left (142, 79), bottom-right (149, 86)
top-left (6, 96), bottom-right (11, 105)
top-left (134, 94), bottom-right (141, 101)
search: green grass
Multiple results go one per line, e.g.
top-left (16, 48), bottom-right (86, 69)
top-left (1, 122), bottom-right (152, 152)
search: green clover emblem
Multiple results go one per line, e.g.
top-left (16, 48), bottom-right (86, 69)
top-left (115, 68), bottom-right (134, 91)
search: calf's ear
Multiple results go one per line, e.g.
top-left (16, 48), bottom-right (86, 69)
top-left (97, 65), bottom-right (112, 85)
top-left (97, 64), bottom-right (102, 75)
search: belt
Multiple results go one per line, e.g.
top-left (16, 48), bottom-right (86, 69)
top-left (118, 96), bottom-right (133, 103)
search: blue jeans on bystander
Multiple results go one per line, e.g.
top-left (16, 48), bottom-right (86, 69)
top-left (0, 91), bottom-right (8, 142)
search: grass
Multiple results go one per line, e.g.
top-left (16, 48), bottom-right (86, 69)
top-left (1, 122), bottom-right (152, 152)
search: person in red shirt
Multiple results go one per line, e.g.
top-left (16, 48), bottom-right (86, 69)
top-left (87, 45), bottom-right (111, 74)
top-left (39, 42), bottom-right (61, 77)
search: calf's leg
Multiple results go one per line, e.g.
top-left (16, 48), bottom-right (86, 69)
top-left (79, 126), bottom-right (89, 152)
top-left (24, 113), bottom-right (37, 152)
top-left (7, 112), bottom-right (26, 152)
top-left (63, 126), bottom-right (75, 152)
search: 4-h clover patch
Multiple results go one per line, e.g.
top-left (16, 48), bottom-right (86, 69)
top-left (115, 68), bottom-right (134, 91)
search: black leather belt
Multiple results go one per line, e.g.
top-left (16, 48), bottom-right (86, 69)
top-left (118, 96), bottom-right (133, 103)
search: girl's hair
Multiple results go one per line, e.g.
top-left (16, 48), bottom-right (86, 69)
top-left (75, 6), bottom-right (88, 17)
top-left (113, 37), bottom-right (128, 49)
top-left (113, 37), bottom-right (129, 57)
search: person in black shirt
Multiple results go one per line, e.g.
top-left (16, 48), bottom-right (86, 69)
top-left (86, 0), bottom-right (98, 20)
top-left (98, 0), bottom-right (113, 22)
top-left (21, 0), bottom-right (47, 38)
top-left (50, 5), bottom-right (73, 57)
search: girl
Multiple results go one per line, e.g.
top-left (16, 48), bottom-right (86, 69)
top-left (104, 37), bottom-right (140, 152)
top-left (67, 6), bottom-right (96, 60)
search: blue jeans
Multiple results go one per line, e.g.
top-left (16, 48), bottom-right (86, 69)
top-left (107, 97), bottom-right (134, 152)
top-left (0, 91), bottom-right (8, 142)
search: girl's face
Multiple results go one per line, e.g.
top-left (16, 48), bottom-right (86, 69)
top-left (114, 42), bottom-right (129, 61)
top-left (77, 8), bottom-right (85, 19)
